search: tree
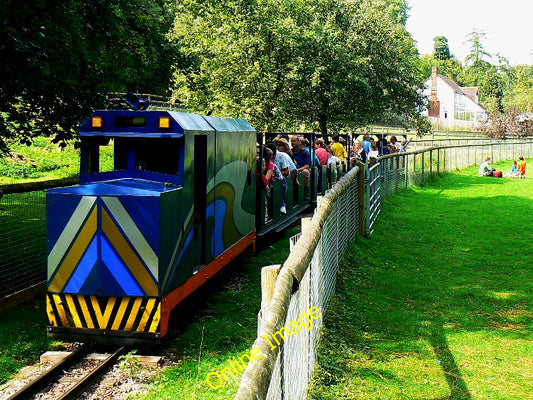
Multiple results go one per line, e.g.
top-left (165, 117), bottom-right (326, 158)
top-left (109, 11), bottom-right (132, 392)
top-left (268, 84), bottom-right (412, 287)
top-left (169, 0), bottom-right (428, 134)
top-left (504, 65), bottom-right (533, 113)
top-left (433, 36), bottom-right (450, 61)
top-left (0, 0), bottom-right (176, 153)
top-left (480, 68), bottom-right (504, 114)
top-left (464, 29), bottom-right (491, 67)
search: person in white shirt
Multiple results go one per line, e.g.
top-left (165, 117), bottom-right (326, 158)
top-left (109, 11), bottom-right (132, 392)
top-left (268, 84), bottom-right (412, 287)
top-left (478, 157), bottom-right (493, 176)
top-left (368, 144), bottom-right (379, 160)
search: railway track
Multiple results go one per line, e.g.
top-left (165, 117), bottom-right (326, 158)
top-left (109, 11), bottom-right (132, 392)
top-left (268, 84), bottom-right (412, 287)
top-left (5, 344), bottom-right (127, 400)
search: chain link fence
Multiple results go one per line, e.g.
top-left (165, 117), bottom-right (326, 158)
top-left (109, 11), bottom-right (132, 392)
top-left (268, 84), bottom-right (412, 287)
top-left (0, 178), bottom-right (78, 305)
top-left (235, 138), bottom-right (533, 400)
top-left (235, 166), bottom-right (362, 400)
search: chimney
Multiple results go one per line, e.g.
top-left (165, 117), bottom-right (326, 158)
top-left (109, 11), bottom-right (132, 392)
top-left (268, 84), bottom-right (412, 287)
top-left (428, 66), bottom-right (440, 117)
top-left (430, 66), bottom-right (438, 101)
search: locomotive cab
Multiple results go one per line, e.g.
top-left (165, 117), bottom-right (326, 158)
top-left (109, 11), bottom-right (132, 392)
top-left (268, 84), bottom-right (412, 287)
top-left (46, 110), bottom-right (256, 343)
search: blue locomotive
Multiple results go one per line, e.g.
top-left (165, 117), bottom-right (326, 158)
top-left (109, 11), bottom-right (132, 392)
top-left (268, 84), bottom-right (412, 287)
top-left (45, 108), bottom-right (336, 343)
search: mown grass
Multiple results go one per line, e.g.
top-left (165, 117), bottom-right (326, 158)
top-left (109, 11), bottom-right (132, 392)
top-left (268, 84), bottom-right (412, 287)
top-left (0, 137), bottom-right (80, 184)
top-left (309, 163), bottom-right (533, 400)
top-left (0, 299), bottom-right (59, 385)
top-left (0, 137), bottom-right (113, 184)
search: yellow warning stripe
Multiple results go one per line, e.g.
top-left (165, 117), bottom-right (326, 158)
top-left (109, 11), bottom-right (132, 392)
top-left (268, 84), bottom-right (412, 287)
top-left (47, 294), bottom-right (160, 333)
top-left (46, 294), bottom-right (58, 327)
top-left (148, 302), bottom-right (161, 333)
top-left (91, 296), bottom-right (116, 330)
top-left (77, 296), bottom-right (95, 329)
top-left (111, 297), bottom-right (130, 330)
top-left (137, 298), bottom-right (156, 332)
top-left (65, 294), bottom-right (83, 328)
top-left (52, 293), bottom-right (69, 327)
top-left (125, 298), bottom-right (143, 331)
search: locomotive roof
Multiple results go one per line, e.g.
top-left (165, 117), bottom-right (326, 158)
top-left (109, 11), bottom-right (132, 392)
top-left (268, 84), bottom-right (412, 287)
top-left (79, 110), bottom-right (255, 138)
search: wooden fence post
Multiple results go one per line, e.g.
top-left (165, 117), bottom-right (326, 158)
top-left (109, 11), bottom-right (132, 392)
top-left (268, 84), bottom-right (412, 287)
top-left (261, 265), bottom-right (282, 313)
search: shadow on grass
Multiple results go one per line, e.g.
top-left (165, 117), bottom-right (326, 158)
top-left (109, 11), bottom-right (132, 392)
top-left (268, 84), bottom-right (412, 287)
top-left (428, 324), bottom-right (471, 400)
top-left (311, 172), bottom-right (533, 400)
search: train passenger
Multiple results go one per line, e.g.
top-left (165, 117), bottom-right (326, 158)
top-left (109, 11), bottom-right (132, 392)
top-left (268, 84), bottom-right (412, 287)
top-left (315, 139), bottom-right (328, 166)
top-left (389, 136), bottom-right (400, 153)
top-left (379, 138), bottom-right (390, 156)
top-left (326, 147), bottom-right (341, 167)
top-left (263, 147), bottom-right (283, 220)
top-left (267, 142), bottom-right (295, 214)
top-left (352, 140), bottom-right (367, 164)
top-left (291, 135), bottom-right (311, 200)
top-left (368, 144), bottom-right (379, 160)
top-left (301, 137), bottom-right (321, 167)
top-left (275, 137), bottom-right (296, 164)
top-left (326, 147), bottom-right (341, 188)
top-left (362, 135), bottom-right (371, 155)
top-left (330, 135), bottom-right (345, 163)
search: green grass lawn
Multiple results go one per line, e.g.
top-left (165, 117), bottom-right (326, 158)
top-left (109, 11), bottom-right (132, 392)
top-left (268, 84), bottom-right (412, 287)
top-left (0, 136), bottom-right (113, 184)
top-left (0, 137), bottom-right (80, 184)
top-left (0, 299), bottom-right (59, 385)
top-left (309, 164), bottom-right (533, 400)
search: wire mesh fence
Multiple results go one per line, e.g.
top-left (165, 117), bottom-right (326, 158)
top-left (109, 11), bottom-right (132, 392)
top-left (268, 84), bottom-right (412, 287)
top-left (236, 138), bottom-right (533, 400)
top-left (235, 166), bottom-right (362, 400)
top-left (0, 178), bottom-right (78, 301)
top-left (0, 190), bottom-right (47, 298)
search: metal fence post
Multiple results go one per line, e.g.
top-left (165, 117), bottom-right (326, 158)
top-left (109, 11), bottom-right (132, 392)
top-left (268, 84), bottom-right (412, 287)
top-left (357, 163), bottom-right (365, 237)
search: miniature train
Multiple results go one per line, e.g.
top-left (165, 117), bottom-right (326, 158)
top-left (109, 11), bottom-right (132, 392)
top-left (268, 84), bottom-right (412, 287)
top-left (45, 109), bottom-right (344, 344)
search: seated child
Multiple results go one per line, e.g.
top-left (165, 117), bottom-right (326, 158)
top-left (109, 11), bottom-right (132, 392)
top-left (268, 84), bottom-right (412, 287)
top-left (504, 161), bottom-right (520, 178)
top-left (517, 155), bottom-right (526, 177)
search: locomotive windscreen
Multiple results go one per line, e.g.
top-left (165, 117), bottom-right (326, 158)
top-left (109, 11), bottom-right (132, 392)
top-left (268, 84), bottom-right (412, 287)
top-left (114, 116), bottom-right (147, 127)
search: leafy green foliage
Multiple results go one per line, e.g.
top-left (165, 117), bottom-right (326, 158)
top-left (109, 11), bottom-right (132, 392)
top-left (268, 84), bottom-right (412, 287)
top-left (0, 0), bottom-right (177, 152)
top-left (433, 36), bottom-right (450, 61)
top-left (0, 300), bottom-right (58, 385)
top-left (0, 136), bottom-right (112, 184)
top-left (168, 0), bottom-right (428, 134)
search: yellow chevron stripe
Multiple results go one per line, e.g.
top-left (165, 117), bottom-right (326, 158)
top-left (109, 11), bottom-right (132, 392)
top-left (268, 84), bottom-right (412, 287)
top-left (102, 197), bottom-right (159, 280)
top-left (125, 298), bottom-right (143, 331)
top-left (148, 302), bottom-right (161, 333)
top-left (77, 296), bottom-right (95, 329)
top-left (48, 294), bottom-right (161, 334)
top-left (137, 298), bottom-right (156, 332)
top-left (46, 295), bottom-right (58, 327)
top-left (101, 208), bottom-right (158, 296)
top-left (53, 294), bottom-right (69, 327)
top-left (65, 294), bottom-right (83, 328)
top-left (90, 296), bottom-right (116, 329)
top-left (111, 297), bottom-right (130, 330)
top-left (49, 207), bottom-right (97, 292)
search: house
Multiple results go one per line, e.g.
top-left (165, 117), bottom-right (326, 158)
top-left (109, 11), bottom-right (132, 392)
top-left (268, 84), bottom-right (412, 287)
top-left (422, 66), bottom-right (487, 129)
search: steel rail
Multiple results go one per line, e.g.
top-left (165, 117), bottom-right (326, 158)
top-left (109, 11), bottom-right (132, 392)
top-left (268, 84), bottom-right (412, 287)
top-left (6, 343), bottom-right (88, 400)
top-left (56, 346), bottom-right (126, 400)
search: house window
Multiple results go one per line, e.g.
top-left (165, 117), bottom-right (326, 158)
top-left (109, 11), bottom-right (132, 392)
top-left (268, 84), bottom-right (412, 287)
top-left (454, 94), bottom-right (474, 121)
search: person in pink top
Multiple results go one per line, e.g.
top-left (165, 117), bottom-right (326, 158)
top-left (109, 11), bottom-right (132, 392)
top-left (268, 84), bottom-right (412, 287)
top-left (315, 138), bottom-right (328, 166)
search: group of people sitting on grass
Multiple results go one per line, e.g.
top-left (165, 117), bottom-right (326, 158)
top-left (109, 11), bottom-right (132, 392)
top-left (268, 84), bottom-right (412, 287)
top-left (478, 156), bottom-right (526, 178)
